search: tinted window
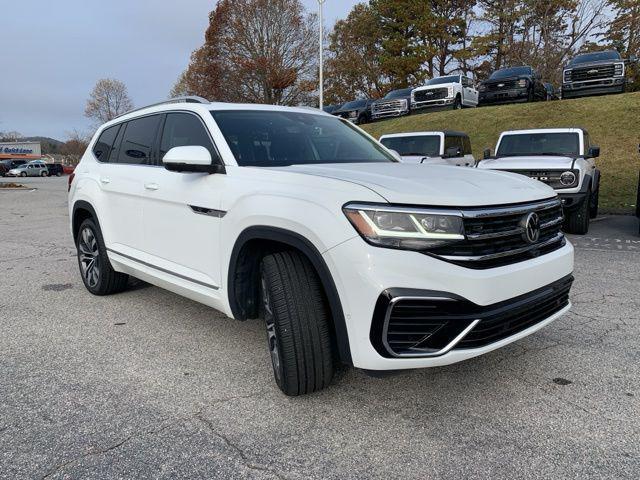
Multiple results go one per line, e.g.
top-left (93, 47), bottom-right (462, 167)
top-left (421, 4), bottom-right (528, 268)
top-left (211, 110), bottom-right (395, 167)
top-left (444, 135), bottom-right (463, 154)
top-left (116, 115), bottom-right (161, 165)
top-left (384, 88), bottom-right (413, 99)
top-left (380, 135), bottom-right (441, 157)
top-left (490, 67), bottom-right (532, 79)
top-left (570, 51), bottom-right (620, 65)
top-left (160, 113), bottom-right (217, 162)
top-left (425, 76), bottom-right (460, 86)
top-left (341, 100), bottom-right (367, 109)
top-left (497, 133), bottom-right (580, 157)
top-left (93, 125), bottom-right (120, 162)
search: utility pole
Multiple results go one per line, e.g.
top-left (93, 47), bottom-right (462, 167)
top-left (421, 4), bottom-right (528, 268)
top-left (318, 0), bottom-right (326, 109)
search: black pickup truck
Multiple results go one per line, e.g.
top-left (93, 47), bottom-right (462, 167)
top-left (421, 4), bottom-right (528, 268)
top-left (478, 66), bottom-right (547, 105)
top-left (562, 50), bottom-right (634, 99)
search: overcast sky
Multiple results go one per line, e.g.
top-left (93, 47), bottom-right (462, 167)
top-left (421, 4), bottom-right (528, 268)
top-left (0, 0), bottom-right (361, 140)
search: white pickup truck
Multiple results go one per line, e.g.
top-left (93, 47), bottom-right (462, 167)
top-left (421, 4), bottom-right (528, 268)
top-left (411, 75), bottom-right (479, 111)
top-left (379, 131), bottom-right (476, 167)
top-left (478, 128), bottom-right (600, 234)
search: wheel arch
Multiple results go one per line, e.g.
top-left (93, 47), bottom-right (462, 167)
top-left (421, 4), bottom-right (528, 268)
top-left (71, 200), bottom-right (99, 245)
top-left (228, 226), bottom-right (352, 365)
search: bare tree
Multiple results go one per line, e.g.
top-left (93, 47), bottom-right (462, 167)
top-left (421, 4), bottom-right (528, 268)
top-left (60, 130), bottom-right (90, 165)
top-left (85, 79), bottom-right (134, 124)
top-left (0, 130), bottom-right (23, 142)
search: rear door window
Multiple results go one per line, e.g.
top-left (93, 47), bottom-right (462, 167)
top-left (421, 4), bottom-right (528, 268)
top-left (115, 115), bottom-right (162, 165)
top-left (444, 135), bottom-right (463, 155)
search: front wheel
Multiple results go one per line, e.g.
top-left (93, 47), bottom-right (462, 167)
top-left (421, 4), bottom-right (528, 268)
top-left (20, 171), bottom-right (27, 177)
top-left (260, 250), bottom-right (335, 396)
top-left (76, 218), bottom-right (129, 295)
top-left (564, 189), bottom-right (591, 235)
top-left (590, 186), bottom-right (599, 219)
top-left (452, 96), bottom-right (462, 110)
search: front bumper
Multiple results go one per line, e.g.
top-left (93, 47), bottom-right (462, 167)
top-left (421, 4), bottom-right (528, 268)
top-left (371, 109), bottom-right (410, 120)
top-left (323, 237), bottom-right (574, 370)
top-left (412, 97), bottom-right (455, 110)
top-left (558, 192), bottom-right (588, 211)
top-left (562, 78), bottom-right (625, 98)
top-left (479, 88), bottom-right (529, 105)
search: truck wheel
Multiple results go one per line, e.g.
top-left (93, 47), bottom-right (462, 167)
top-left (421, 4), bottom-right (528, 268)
top-left (589, 186), bottom-right (599, 219)
top-left (528, 89), bottom-right (535, 102)
top-left (452, 96), bottom-right (462, 110)
top-left (76, 218), bottom-right (129, 295)
top-left (564, 189), bottom-right (591, 235)
top-left (260, 250), bottom-right (335, 396)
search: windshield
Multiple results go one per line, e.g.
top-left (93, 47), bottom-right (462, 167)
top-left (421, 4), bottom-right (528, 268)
top-left (341, 100), bottom-right (367, 109)
top-left (384, 88), bottom-right (412, 99)
top-left (490, 67), bottom-right (532, 79)
top-left (380, 135), bottom-right (441, 157)
top-left (497, 133), bottom-right (580, 157)
top-left (425, 76), bottom-right (459, 86)
top-left (211, 110), bottom-right (395, 167)
top-left (570, 51), bottom-right (620, 65)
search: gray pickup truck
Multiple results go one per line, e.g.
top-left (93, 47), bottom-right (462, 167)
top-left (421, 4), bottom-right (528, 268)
top-left (562, 50), bottom-right (635, 99)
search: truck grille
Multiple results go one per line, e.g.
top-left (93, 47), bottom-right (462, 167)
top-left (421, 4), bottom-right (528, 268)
top-left (429, 199), bottom-right (565, 269)
top-left (500, 169), bottom-right (578, 189)
top-left (371, 275), bottom-right (573, 357)
top-left (486, 80), bottom-right (518, 91)
top-left (372, 99), bottom-right (407, 114)
top-left (414, 88), bottom-right (448, 102)
top-left (566, 64), bottom-right (616, 82)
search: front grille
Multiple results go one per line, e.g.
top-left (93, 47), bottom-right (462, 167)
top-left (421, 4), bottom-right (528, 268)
top-left (414, 88), bottom-right (448, 102)
top-left (372, 99), bottom-right (406, 114)
top-left (486, 80), bottom-right (518, 91)
top-left (500, 169), bottom-right (578, 189)
top-left (371, 276), bottom-right (573, 357)
top-left (429, 199), bottom-right (565, 269)
top-left (566, 64), bottom-right (615, 82)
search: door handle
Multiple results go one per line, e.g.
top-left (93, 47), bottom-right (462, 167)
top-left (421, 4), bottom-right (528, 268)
top-left (100, 177), bottom-right (110, 185)
top-left (144, 183), bottom-right (159, 191)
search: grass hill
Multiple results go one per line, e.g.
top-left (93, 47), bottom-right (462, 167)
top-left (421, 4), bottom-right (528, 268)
top-left (363, 92), bottom-right (640, 213)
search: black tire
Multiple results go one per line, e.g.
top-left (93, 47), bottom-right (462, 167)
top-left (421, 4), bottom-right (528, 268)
top-left (527, 89), bottom-right (535, 102)
top-left (56, 172), bottom-right (62, 177)
top-left (41, 171), bottom-right (48, 177)
top-left (452, 96), bottom-right (462, 110)
top-left (260, 250), bottom-right (334, 396)
top-left (564, 188), bottom-right (591, 235)
top-left (589, 186), bottom-right (599, 219)
top-left (76, 218), bottom-right (129, 295)
top-left (20, 171), bottom-right (27, 177)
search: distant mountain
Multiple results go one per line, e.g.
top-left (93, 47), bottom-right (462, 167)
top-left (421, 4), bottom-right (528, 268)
top-left (20, 136), bottom-right (64, 154)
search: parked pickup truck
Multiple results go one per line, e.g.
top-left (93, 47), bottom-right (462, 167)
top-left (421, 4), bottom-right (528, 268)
top-left (478, 128), bottom-right (600, 234)
top-left (379, 131), bottom-right (476, 167)
top-left (478, 66), bottom-right (546, 105)
top-left (411, 75), bottom-right (478, 111)
top-left (562, 50), bottom-right (633, 99)
top-left (371, 88), bottom-right (413, 120)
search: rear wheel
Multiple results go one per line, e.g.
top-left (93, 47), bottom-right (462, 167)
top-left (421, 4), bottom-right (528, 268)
top-left (76, 218), bottom-right (129, 295)
top-left (41, 171), bottom-right (48, 177)
top-left (564, 188), bottom-right (591, 235)
top-left (260, 250), bottom-right (335, 396)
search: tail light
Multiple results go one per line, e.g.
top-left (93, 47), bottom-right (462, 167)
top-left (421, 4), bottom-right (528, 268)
top-left (68, 172), bottom-right (75, 192)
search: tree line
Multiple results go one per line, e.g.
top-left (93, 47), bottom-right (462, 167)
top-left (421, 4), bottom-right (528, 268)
top-left (173, 0), bottom-right (640, 105)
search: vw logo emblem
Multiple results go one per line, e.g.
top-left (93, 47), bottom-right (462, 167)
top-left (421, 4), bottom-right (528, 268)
top-left (522, 212), bottom-right (540, 244)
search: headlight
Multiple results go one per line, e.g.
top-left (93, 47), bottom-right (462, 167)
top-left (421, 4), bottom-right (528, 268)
top-left (349, 111), bottom-right (358, 118)
top-left (559, 171), bottom-right (577, 187)
top-left (517, 79), bottom-right (528, 88)
top-left (478, 84), bottom-right (486, 92)
top-left (343, 204), bottom-right (464, 250)
top-left (614, 62), bottom-right (624, 76)
top-left (447, 86), bottom-right (454, 97)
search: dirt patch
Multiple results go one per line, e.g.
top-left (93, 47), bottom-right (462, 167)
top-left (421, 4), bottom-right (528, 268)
top-left (0, 182), bottom-right (26, 189)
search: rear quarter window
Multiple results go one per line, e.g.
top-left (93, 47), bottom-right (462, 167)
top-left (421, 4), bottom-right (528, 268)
top-left (92, 125), bottom-right (120, 162)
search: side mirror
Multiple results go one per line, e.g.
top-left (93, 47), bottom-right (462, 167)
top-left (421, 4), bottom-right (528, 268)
top-left (444, 146), bottom-right (462, 158)
top-left (388, 149), bottom-right (403, 162)
top-left (587, 146), bottom-right (600, 158)
top-left (163, 146), bottom-right (224, 174)
top-left (483, 148), bottom-right (492, 159)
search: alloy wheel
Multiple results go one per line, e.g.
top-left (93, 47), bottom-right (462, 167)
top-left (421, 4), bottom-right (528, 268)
top-left (78, 226), bottom-right (100, 288)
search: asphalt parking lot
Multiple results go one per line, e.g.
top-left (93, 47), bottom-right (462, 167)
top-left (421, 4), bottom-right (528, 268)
top-left (1, 176), bottom-right (639, 479)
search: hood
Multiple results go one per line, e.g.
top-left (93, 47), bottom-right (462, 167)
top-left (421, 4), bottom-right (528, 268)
top-left (372, 96), bottom-right (410, 105)
top-left (568, 59), bottom-right (621, 68)
top-left (276, 163), bottom-right (555, 207)
top-left (415, 83), bottom-right (457, 91)
top-left (481, 75), bottom-right (529, 85)
top-left (399, 155), bottom-right (447, 165)
top-left (478, 155), bottom-right (575, 170)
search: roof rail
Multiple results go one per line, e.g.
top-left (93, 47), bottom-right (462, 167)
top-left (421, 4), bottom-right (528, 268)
top-left (114, 96), bottom-right (211, 119)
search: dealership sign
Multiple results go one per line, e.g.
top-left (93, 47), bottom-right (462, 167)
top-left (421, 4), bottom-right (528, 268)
top-left (1, 146), bottom-right (34, 154)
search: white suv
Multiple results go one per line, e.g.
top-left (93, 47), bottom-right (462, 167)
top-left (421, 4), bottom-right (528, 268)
top-left (69, 97), bottom-right (574, 396)
top-left (379, 131), bottom-right (476, 167)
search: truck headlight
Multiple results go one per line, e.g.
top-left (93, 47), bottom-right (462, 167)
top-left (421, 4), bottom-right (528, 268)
top-left (478, 84), bottom-right (486, 92)
top-left (517, 79), bottom-right (528, 88)
top-left (559, 171), bottom-right (577, 187)
top-left (448, 86), bottom-right (454, 97)
top-left (614, 62), bottom-right (624, 76)
top-left (343, 204), bottom-right (464, 250)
